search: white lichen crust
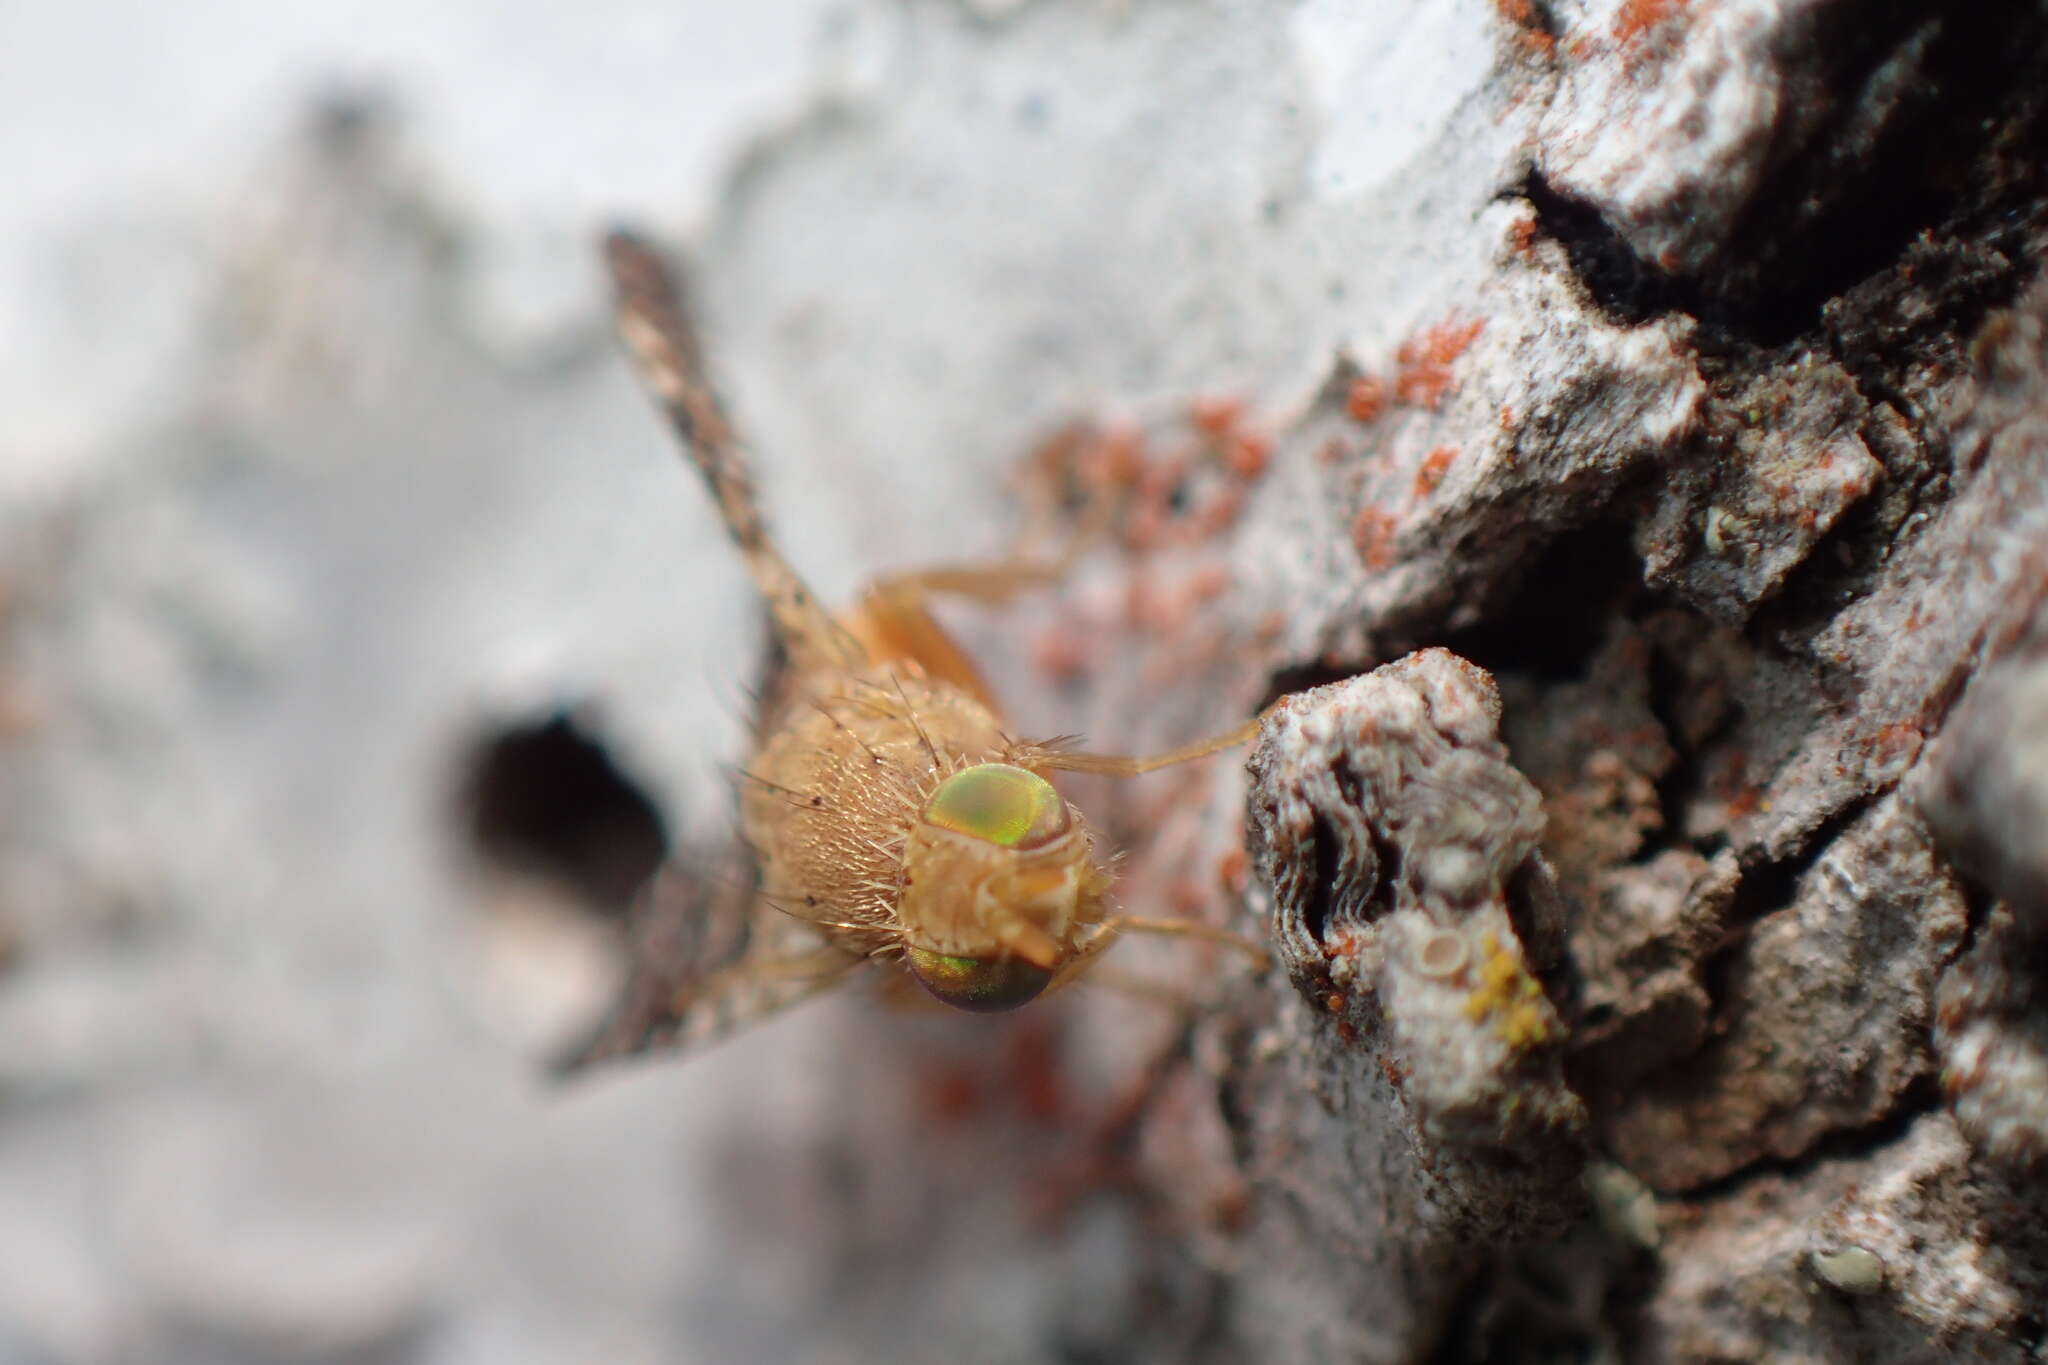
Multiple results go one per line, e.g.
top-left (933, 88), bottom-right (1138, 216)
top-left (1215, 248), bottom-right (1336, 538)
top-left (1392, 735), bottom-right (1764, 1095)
top-left (1247, 648), bottom-right (1585, 1193)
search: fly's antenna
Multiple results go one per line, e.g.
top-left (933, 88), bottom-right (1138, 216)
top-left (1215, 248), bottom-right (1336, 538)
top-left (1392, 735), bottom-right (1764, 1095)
top-left (604, 228), bottom-right (864, 674)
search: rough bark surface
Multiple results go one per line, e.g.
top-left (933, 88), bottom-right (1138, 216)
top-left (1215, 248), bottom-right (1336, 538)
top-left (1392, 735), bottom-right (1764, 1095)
top-left (5, 1), bottom-right (2048, 1362)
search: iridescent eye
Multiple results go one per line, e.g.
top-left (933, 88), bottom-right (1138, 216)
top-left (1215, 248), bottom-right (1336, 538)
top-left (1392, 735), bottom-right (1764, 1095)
top-left (922, 764), bottom-right (1070, 850)
top-left (906, 946), bottom-right (1054, 1013)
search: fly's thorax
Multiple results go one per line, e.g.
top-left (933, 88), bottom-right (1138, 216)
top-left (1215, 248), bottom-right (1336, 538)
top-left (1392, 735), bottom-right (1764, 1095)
top-left (739, 671), bottom-right (1014, 935)
top-left (898, 763), bottom-right (1110, 1011)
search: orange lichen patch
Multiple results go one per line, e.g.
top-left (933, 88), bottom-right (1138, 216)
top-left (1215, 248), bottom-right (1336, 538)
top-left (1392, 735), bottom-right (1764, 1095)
top-left (1186, 563), bottom-right (1232, 602)
top-left (1414, 445), bottom-right (1458, 497)
top-left (1118, 448), bottom-right (1191, 551)
top-left (1216, 847), bottom-right (1248, 896)
top-left (1499, 404), bottom-right (1518, 430)
top-left (1212, 1183), bottom-right (1252, 1235)
top-left (1710, 749), bottom-right (1760, 820)
top-left (1614, 0), bottom-right (1685, 44)
top-left (1077, 421), bottom-right (1144, 489)
top-left (1346, 375), bottom-right (1387, 422)
top-left (1508, 216), bottom-right (1541, 256)
top-left (1865, 721), bottom-right (1925, 771)
top-left (1135, 449), bottom-right (1191, 509)
top-left (1225, 429), bottom-right (1272, 480)
top-left (919, 1063), bottom-right (984, 1125)
top-left (1395, 318), bottom-right (1485, 409)
top-left (1004, 1020), bottom-right (1067, 1124)
top-left (1351, 504), bottom-right (1399, 570)
top-left (1189, 394), bottom-right (1245, 439)
top-left (1494, 0), bottom-right (1557, 55)
top-left (1463, 931), bottom-right (1555, 1049)
top-left (1191, 484), bottom-right (1247, 538)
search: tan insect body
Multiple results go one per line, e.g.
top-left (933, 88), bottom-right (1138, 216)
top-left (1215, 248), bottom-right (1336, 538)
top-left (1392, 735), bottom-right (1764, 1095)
top-left (600, 229), bottom-right (1261, 1045)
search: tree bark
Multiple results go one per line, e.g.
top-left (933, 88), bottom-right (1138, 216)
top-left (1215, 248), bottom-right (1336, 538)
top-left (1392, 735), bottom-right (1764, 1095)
top-left (5, 2), bottom-right (2048, 1362)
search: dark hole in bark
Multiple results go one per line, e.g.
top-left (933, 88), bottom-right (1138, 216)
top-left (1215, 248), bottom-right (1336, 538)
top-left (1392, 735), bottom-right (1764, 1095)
top-left (1447, 522), bottom-right (1642, 683)
top-left (1516, 171), bottom-right (1685, 327)
top-left (460, 712), bottom-right (668, 916)
top-left (1301, 810), bottom-right (1343, 946)
top-left (1703, 1), bottom-right (2048, 347)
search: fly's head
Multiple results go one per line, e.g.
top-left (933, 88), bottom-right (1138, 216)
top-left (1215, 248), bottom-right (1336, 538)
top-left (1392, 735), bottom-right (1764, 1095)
top-left (897, 762), bottom-right (1108, 1012)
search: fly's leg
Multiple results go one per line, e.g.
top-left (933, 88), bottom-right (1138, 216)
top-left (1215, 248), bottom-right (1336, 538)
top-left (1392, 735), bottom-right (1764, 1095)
top-left (1042, 919), bottom-right (1123, 996)
top-left (604, 229), bottom-right (866, 676)
top-left (843, 425), bottom-right (1122, 700)
top-left (1113, 915), bottom-right (1270, 969)
top-left (1016, 715), bottom-right (1265, 778)
top-left (1012, 719), bottom-right (1273, 984)
top-left (843, 562), bottom-right (1071, 710)
top-left (1042, 914), bottom-right (1268, 1000)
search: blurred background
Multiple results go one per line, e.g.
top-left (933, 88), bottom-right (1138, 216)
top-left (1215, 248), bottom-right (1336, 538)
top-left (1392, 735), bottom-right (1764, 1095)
top-left (0, 5), bottom-right (889, 1362)
top-left (0, 0), bottom-right (1510, 1358)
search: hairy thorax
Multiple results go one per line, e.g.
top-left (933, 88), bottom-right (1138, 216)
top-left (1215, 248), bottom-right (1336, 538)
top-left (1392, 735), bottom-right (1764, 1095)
top-left (740, 670), bottom-right (1013, 937)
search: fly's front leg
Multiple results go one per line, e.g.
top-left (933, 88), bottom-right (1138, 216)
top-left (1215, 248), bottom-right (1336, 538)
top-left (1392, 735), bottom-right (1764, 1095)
top-left (1041, 919), bottom-right (1123, 997)
top-left (1043, 914), bottom-right (1268, 1001)
top-left (843, 560), bottom-right (1076, 710)
top-left (1112, 915), bottom-right (1270, 970)
top-left (1016, 714), bottom-right (1265, 778)
top-left (841, 418), bottom-right (1123, 693)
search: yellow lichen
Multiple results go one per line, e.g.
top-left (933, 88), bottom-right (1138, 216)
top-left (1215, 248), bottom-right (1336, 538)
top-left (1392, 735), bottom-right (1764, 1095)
top-left (1462, 931), bottom-right (1556, 1048)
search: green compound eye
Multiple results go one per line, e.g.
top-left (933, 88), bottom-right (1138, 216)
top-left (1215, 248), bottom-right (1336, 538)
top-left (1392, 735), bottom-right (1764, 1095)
top-left (906, 947), bottom-right (1055, 1013)
top-left (922, 764), bottom-right (1071, 850)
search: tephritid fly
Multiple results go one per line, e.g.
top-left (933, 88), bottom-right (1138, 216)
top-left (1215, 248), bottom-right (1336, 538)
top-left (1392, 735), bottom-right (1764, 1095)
top-left (583, 231), bottom-right (1265, 1061)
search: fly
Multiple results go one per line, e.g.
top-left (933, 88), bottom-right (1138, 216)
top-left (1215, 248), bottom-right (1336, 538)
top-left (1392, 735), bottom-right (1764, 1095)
top-left (572, 231), bottom-right (1265, 1065)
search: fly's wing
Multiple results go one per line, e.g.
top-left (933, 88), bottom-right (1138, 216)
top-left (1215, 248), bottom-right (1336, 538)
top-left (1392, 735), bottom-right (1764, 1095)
top-left (552, 838), bottom-right (863, 1074)
top-left (604, 229), bottom-right (867, 679)
top-left (553, 632), bottom-right (868, 1074)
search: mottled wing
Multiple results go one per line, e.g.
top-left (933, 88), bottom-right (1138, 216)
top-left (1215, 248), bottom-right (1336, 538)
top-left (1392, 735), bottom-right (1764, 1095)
top-left (604, 228), bottom-right (866, 677)
top-left (552, 838), bottom-right (862, 1074)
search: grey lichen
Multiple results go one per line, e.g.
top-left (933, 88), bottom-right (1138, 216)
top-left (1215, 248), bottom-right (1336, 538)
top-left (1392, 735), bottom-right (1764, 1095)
top-left (1247, 647), bottom-right (1585, 1179)
top-left (1600, 793), bottom-right (1967, 1191)
top-left (1649, 1114), bottom-right (2046, 1358)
